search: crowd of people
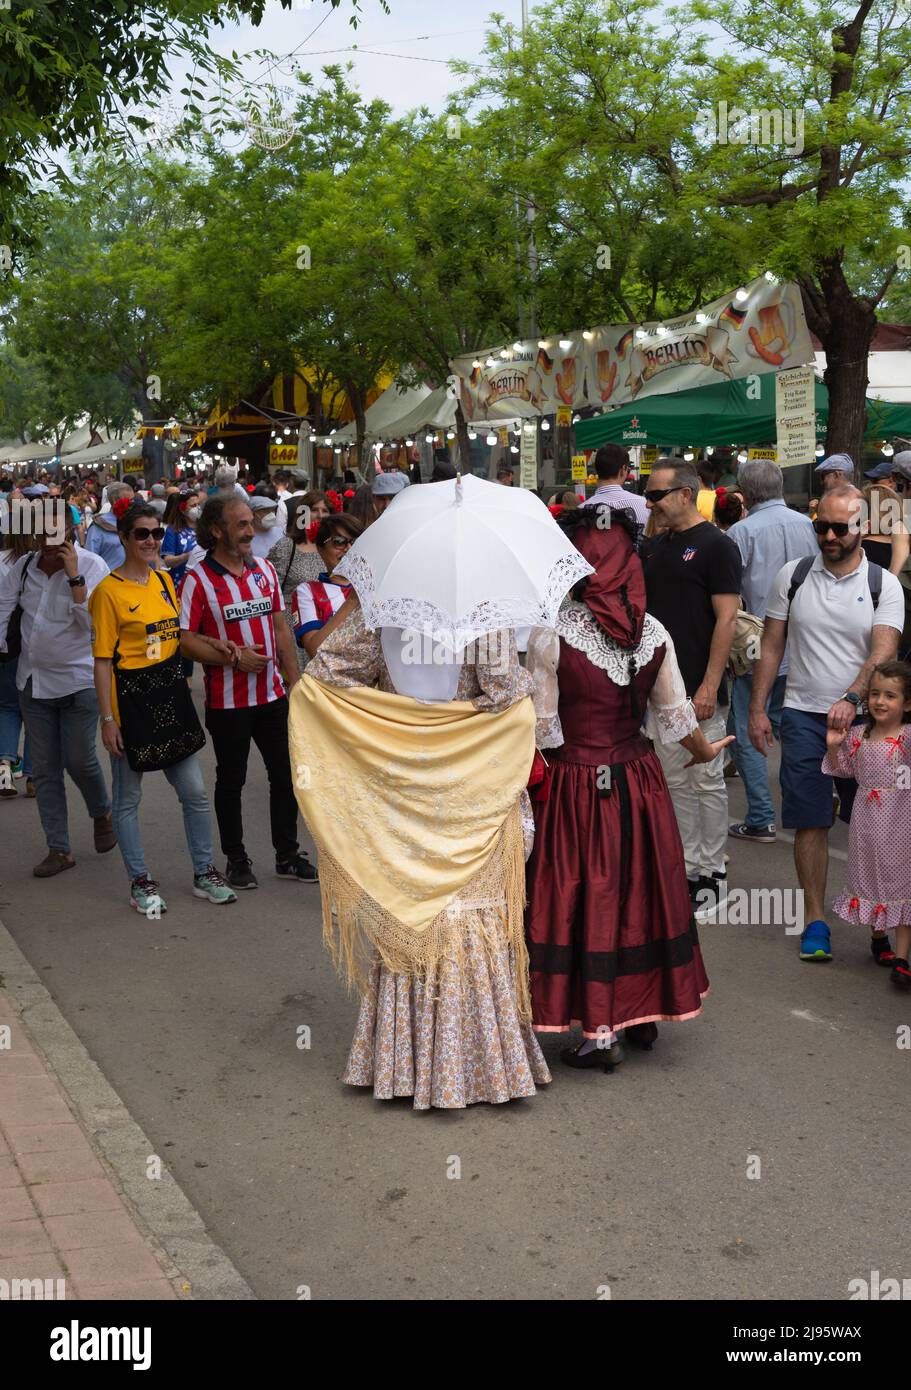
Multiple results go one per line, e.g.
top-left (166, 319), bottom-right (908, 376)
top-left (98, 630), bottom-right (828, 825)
top-left (1, 439), bottom-right (910, 1109)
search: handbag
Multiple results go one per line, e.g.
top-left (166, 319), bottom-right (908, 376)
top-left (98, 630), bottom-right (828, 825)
top-left (113, 572), bottom-right (205, 772)
top-left (729, 608), bottom-right (765, 678)
top-left (0, 554), bottom-right (35, 665)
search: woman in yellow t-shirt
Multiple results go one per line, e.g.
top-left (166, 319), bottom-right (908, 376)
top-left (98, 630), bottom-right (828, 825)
top-left (90, 500), bottom-right (236, 916)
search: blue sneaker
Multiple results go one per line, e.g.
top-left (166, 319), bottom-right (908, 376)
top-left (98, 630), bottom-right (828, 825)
top-left (799, 919), bottom-right (832, 961)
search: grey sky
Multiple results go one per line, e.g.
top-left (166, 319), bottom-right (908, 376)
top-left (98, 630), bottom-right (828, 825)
top-left (175, 0), bottom-right (506, 119)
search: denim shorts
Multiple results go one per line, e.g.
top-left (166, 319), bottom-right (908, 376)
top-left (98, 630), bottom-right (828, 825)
top-left (779, 707), bottom-right (857, 830)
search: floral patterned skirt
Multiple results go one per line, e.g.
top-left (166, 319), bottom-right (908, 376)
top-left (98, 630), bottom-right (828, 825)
top-left (343, 912), bottom-right (551, 1110)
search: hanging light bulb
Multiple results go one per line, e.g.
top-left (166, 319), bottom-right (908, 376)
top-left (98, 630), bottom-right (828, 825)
top-left (425, 432), bottom-right (435, 443)
top-left (472, 360), bottom-right (482, 370)
top-left (486, 433), bottom-right (497, 446)
top-left (512, 341), bottom-right (523, 353)
top-left (283, 428), bottom-right (291, 436)
top-left (467, 430), bottom-right (477, 440)
top-left (486, 357), bottom-right (497, 368)
top-left (705, 446), bottom-right (714, 456)
top-left (815, 444), bottom-right (825, 458)
top-left (217, 441), bottom-right (225, 450)
top-left (572, 414), bottom-right (580, 424)
top-left (537, 339), bottom-right (549, 350)
top-left (882, 442), bottom-right (895, 457)
top-left (683, 449), bottom-right (695, 462)
top-left (582, 330), bottom-right (594, 341)
top-left (510, 445), bottom-right (519, 454)
top-left (541, 419), bottom-right (551, 431)
top-left (405, 438), bottom-right (414, 446)
top-left (446, 431), bottom-right (455, 440)
top-left (635, 328), bottom-right (648, 339)
top-left (559, 338), bottom-right (572, 350)
top-left (695, 312), bottom-right (708, 324)
top-left (737, 449), bottom-right (748, 464)
top-left (656, 325), bottom-right (669, 337)
top-left (735, 287), bottom-right (749, 302)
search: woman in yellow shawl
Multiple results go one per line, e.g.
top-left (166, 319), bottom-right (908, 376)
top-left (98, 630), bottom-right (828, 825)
top-left (288, 596), bottom-right (550, 1110)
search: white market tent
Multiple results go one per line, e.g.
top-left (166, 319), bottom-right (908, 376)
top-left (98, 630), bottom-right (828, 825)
top-left (331, 379), bottom-right (436, 443)
top-left (58, 437), bottom-right (143, 467)
top-left (332, 379), bottom-right (520, 444)
top-left (814, 351), bottom-right (911, 404)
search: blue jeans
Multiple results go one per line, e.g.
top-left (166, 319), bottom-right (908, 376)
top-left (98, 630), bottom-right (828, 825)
top-left (0, 659), bottom-right (31, 774)
top-left (110, 751), bottom-right (214, 882)
top-left (19, 679), bottom-right (109, 853)
top-left (731, 671), bottom-right (786, 828)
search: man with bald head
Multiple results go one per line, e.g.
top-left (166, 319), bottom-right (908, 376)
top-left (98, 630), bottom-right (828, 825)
top-left (749, 485), bottom-right (905, 962)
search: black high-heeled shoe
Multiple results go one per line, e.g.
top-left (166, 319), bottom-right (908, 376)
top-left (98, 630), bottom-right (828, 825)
top-left (560, 1040), bottom-right (625, 1073)
top-left (625, 1022), bottom-right (658, 1050)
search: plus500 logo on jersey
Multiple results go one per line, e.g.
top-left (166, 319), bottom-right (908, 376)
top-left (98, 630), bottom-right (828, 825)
top-left (223, 598), bottom-right (273, 623)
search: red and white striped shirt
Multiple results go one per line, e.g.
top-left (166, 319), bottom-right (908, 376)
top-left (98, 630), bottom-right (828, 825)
top-left (180, 555), bottom-right (286, 710)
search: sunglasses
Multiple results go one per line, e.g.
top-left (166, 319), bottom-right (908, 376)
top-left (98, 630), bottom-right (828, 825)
top-left (325, 534), bottom-right (353, 548)
top-left (130, 526), bottom-right (165, 542)
top-left (813, 520), bottom-right (851, 537)
top-left (645, 486), bottom-right (685, 503)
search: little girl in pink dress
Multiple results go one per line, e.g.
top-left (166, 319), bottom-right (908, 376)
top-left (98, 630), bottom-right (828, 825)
top-left (823, 660), bottom-right (911, 989)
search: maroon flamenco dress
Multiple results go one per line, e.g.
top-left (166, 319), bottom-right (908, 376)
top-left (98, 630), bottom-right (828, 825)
top-left (525, 514), bottom-right (710, 1050)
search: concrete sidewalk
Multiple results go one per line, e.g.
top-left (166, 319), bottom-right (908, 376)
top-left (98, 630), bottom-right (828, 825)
top-left (0, 914), bottom-right (254, 1302)
top-left (0, 990), bottom-right (180, 1300)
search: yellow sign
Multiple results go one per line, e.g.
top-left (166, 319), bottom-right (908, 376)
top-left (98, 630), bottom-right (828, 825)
top-left (556, 405), bottom-right (572, 429)
top-left (269, 443), bottom-right (298, 467)
top-left (748, 447), bottom-right (777, 462)
top-left (571, 454), bottom-right (588, 482)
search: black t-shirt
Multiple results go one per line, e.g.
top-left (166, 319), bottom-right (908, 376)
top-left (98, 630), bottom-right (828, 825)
top-left (644, 522), bottom-right (742, 702)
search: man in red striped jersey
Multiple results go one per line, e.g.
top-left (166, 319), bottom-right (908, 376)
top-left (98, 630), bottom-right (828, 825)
top-left (179, 497), bottom-right (318, 890)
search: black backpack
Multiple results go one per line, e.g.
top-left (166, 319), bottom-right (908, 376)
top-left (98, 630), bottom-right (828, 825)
top-left (786, 555), bottom-right (882, 615)
top-left (0, 553), bottom-right (36, 665)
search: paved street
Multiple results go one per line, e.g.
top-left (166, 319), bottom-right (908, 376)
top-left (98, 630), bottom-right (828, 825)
top-left (1, 712), bottom-right (908, 1301)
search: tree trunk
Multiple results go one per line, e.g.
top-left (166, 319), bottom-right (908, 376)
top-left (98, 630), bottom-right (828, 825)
top-left (346, 381), bottom-right (367, 472)
top-left (799, 265), bottom-right (875, 479)
top-left (455, 400), bottom-right (472, 474)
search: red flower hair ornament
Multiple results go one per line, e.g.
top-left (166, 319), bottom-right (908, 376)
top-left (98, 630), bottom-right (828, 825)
top-left (112, 497), bottom-right (133, 520)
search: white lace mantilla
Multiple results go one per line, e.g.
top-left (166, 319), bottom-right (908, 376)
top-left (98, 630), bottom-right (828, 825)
top-left (337, 549), bottom-right (592, 651)
top-left (556, 603), bottom-right (667, 684)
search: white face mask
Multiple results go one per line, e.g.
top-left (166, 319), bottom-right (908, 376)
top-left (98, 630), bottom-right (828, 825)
top-left (186, 506), bottom-right (201, 523)
top-left (260, 513), bottom-right (279, 528)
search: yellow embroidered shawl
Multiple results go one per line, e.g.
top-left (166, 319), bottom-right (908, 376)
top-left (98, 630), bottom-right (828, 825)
top-left (288, 674), bottom-right (536, 1006)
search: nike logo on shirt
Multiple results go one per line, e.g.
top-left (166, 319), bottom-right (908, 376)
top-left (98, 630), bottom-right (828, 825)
top-left (129, 604), bottom-right (140, 612)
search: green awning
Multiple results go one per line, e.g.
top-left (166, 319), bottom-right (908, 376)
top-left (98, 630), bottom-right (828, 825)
top-left (573, 374), bottom-right (911, 451)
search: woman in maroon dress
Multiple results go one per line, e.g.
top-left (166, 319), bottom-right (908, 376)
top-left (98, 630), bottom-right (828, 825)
top-left (525, 505), bottom-right (732, 1071)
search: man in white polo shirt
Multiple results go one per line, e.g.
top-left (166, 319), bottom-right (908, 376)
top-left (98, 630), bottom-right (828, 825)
top-left (749, 485), bottom-right (904, 963)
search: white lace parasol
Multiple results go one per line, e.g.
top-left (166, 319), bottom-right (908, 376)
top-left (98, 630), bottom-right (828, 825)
top-left (333, 473), bottom-right (594, 652)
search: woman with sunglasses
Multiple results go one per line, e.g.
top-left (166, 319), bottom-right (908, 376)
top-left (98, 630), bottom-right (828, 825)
top-left (90, 500), bottom-right (237, 915)
top-left (291, 514), bottom-right (364, 661)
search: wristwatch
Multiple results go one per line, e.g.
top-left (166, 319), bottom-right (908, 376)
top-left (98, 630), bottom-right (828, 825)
top-left (840, 691), bottom-right (861, 707)
top-left (66, 574), bottom-right (85, 588)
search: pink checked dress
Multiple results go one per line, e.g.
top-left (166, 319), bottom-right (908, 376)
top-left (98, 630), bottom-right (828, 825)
top-left (822, 724), bottom-right (911, 930)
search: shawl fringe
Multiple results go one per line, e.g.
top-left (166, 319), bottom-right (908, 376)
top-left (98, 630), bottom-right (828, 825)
top-left (316, 804), bottom-right (531, 1020)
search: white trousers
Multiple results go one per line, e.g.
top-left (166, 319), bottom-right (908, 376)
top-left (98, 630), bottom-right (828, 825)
top-left (654, 710), bottom-right (728, 880)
